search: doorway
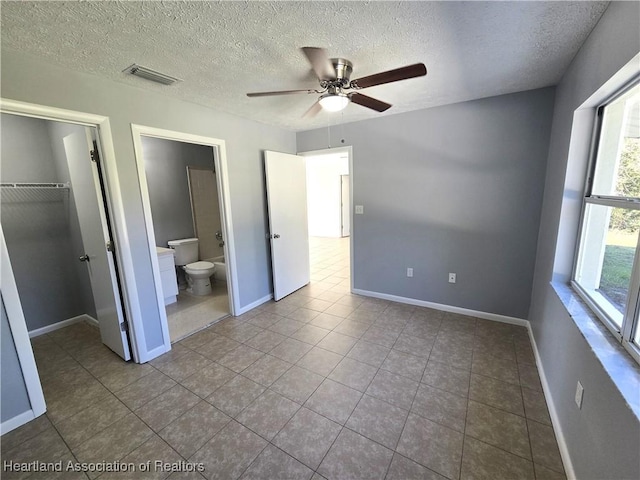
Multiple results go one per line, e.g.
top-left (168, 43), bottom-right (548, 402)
top-left (0, 112), bottom-right (132, 360)
top-left (300, 147), bottom-right (353, 291)
top-left (131, 125), bottom-right (238, 344)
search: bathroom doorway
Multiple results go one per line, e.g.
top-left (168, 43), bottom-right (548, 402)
top-left (132, 126), bottom-right (236, 343)
top-left (0, 113), bottom-right (132, 359)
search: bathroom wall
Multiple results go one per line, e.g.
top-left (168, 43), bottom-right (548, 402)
top-left (0, 114), bottom-right (91, 331)
top-left (141, 136), bottom-right (217, 249)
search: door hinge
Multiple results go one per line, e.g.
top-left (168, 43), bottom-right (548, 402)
top-left (106, 240), bottom-right (115, 253)
top-left (120, 321), bottom-right (129, 332)
top-left (90, 150), bottom-right (100, 163)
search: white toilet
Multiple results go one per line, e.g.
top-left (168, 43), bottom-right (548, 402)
top-left (167, 238), bottom-right (216, 296)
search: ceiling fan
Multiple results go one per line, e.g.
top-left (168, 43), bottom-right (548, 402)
top-left (246, 47), bottom-right (427, 117)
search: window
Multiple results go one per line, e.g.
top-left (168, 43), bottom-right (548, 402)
top-left (573, 81), bottom-right (640, 364)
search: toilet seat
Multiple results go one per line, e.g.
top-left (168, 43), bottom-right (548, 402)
top-left (185, 261), bottom-right (215, 271)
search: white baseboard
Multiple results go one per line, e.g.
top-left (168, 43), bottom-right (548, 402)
top-left (0, 409), bottom-right (36, 435)
top-left (236, 294), bottom-right (273, 316)
top-left (352, 289), bottom-right (528, 326)
top-left (527, 325), bottom-right (575, 480)
top-left (28, 314), bottom-right (98, 338)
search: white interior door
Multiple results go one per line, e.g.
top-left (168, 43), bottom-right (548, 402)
top-left (63, 129), bottom-right (130, 360)
top-left (341, 174), bottom-right (351, 237)
top-left (265, 151), bottom-right (310, 301)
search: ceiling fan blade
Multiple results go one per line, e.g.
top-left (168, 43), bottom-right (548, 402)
top-left (303, 100), bottom-right (323, 118)
top-left (301, 47), bottom-right (336, 80)
top-left (350, 93), bottom-right (392, 112)
top-left (247, 89), bottom-right (317, 97)
top-left (352, 63), bottom-right (427, 89)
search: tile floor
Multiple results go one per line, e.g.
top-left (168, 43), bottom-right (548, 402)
top-left (166, 282), bottom-right (230, 342)
top-left (2, 237), bottom-right (566, 480)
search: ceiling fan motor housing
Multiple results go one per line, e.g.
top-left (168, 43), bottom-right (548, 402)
top-left (330, 58), bottom-right (353, 86)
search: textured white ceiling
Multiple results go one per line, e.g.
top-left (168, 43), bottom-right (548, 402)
top-left (1, 1), bottom-right (609, 131)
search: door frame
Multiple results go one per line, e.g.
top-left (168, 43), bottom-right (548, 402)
top-left (130, 125), bottom-right (239, 342)
top-left (298, 146), bottom-right (354, 292)
top-left (0, 99), bottom-right (143, 361)
top-left (0, 98), bottom-right (144, 431)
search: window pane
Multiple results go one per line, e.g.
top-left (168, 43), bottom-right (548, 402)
top-left (591, 84), bottom-right (640, 197)
top-left (575, 203), bottom-right (639, 329)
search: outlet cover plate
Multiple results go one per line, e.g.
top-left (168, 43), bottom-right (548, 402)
top-left (448, 273), bottom-right (456, 283)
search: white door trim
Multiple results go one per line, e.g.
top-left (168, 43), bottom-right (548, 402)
top-left (0, 98), bottom-right (144, 363)
top-left (130, 125), bottom-right (239, 350)
top-left (0, 224), bottom-right (46, 432)
top-left (298, 146), bottom-right (354, 292)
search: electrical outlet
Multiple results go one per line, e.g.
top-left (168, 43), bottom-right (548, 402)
top-left (407, 268), bottom-right (413, 277)
top-left (448, 273), bottom-right (456, 283)
top-left (355, 205), bottom-right (364, 214)
top-left (575, 381), bottom-right (584, 409)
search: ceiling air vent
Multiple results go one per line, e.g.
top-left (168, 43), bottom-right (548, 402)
top-left (123, 64), bottom-right (182, 85)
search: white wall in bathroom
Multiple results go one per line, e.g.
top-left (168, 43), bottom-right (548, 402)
top-left (306, 153), bottom-right (349, 238)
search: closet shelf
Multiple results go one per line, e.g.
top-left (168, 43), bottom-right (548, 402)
top-left (1, 182), bottom-right (70, 189)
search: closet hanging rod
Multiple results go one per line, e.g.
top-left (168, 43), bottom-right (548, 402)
top-left (0, 182), bottom-right (70, 189)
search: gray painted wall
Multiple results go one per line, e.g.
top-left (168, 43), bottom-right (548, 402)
top-left (141, 136), bottom-right (215, 248)
top-left (1, 296), bottom-right (31, 423)
top-left (298, 88), bottom-right (555, 319)
top-left (0, 114), bottom-right (93, 330)
top-left (528, 2), bottom-right (640, 479)
top-left (1, 50), bottom-right (296, 353)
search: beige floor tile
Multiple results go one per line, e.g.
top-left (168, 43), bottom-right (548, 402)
top-left (236, 390), bottom-right (300, 440)
top-left (412, 384), bottom-right (468, 432)
top-left (240, 444), bottom-right (313, 480)
top-left (180, 362), bottom-right (236, 398)
top-left (73, 413), bottom-right (153, 468)
top-left (422, 360), bottom-right (470, 397)
top-left (159, 401), bottom-right (230, 459)
top-left (135, 385), bottom-right (201, 432)
top-left (271, 365), bottom-right (325, 404)
top-left (206, 374), bottom-right (265, 418)
top-left (386, 453), bottom-right (447, 480)
top-left (56, 395), bottom-right (129, 448)
top-left (273, 408), bottom-right (341, 470)
top-left (397, 413), bottom-right (464, 480)
top-left (528, 419), bottom-right (565, 474)
top-left (190, 420), bottom-right (267, 479)
top-left (470, 373), bottom-right (524, 415)
top-left (296, 347), bottom-right (343, 376)
top-left (460, 435), bottom-right (535, 480)
top-left (466, 401), bottom-right (531, 460)
top-left (346, 394), bottom-right (408, 449)
top-left (114, 370), bottom-right (177, 410)
top-left (305, 379), bottom-right (362, 425)
top-left (318, 428), bottom-right (393, 480)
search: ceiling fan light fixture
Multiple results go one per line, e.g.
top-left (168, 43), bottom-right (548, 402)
top-left (319, 93), bottom-right (350, 112)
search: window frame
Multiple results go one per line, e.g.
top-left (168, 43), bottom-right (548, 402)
top-left (572, 78), bottom-right (640, 366)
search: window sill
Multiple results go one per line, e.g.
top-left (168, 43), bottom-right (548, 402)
top-left (551, 281), bottom-right (640, 419)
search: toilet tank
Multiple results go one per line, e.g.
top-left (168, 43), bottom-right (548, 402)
top-left (167, 238), bottom-right (199, 266)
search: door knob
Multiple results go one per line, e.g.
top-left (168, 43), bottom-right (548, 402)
top-left (273, 234), bottom-right (281, 239)
top-left (79, 254), bottom-right (90, 262)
